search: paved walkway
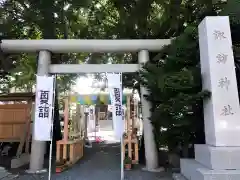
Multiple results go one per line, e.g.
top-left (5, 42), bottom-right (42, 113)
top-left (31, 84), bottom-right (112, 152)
top-left (2, 142), bottom-right (172, 180)
top-left (52, 142), bottom-right (172, 180)
top-left (1, 130), bottom-right (172, 180)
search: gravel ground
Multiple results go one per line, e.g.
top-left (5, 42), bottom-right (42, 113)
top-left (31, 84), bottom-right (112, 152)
top-left (2, 142), bottom-right (172, 180)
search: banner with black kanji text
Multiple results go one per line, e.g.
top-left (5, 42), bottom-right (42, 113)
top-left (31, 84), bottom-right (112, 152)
top-left (34, 75), bottom-right (55, 141)
top-left (106, 73), bottom-right (124, 139)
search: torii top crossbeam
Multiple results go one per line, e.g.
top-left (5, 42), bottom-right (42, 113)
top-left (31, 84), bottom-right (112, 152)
top-left (0, 39), bottom-right (171, 53)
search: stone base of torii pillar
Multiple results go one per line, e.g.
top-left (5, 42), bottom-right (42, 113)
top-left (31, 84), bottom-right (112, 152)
top-left (173, 16), bottom-right (240, 180)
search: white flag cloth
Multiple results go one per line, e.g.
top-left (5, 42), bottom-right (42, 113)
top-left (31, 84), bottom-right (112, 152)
top-left (106, 73), bottom-right (124, 139)
top-left (34, 76), bottom-right (55, 141)
top-left (107, 73), bottom-right (121, 88)
top-left (88, 106), bottom-right (96, 132)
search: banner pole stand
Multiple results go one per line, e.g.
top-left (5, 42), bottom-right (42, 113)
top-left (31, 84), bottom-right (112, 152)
top-left (48, 123), bottom-right (54, 180)
top-left (48, 75), bottom-right (56, 180)
top-left (120, 73), bottom-right (124, 180)
top-left (95, 112), bottom-right (97, 142)
top-left (121, 136), bottom-right (124, 180)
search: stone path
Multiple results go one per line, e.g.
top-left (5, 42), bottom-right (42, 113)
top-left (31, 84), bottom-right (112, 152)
top-left (0, 167), bottom-right (19, 180)
top-left (2, 142), bottom-right (172, 180)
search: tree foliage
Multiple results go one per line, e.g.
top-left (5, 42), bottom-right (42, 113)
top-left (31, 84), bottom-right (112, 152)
top-left (141, 26), bottom-right (210, 153)
top-left (0, 0), bottom-right (92, 92)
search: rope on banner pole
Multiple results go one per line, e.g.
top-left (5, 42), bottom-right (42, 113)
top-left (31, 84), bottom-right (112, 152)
top-left (48, 75), bottom-right (57, 180)
top-left (120, 72), bottom-right (124, 180)
top-left (95, 108), bottom-right (97, 142)
top-left (121, 136), bottom-right (124, 180)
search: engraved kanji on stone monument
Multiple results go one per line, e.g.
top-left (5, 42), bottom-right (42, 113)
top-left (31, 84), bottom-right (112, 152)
top-left (220, 104), bottom-right (234, 116)
top-left (218, 77), bottom-right (230, 90)
top-left (216, 53), bottom-right (228, 64)
top-left (213, 30), bottom-right (226, 40)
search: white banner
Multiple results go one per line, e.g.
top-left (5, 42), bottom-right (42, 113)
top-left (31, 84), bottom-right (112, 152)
top-left (34, 75), bottom-right (55, 141)
top-left (88, 106), bottom-right (96, 132)
top-left (107, 73), bottom-right (121, 87)
top-left (106, 73), bottom-right (124, 139)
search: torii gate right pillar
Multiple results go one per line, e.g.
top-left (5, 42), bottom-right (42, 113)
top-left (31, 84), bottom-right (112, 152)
top-left (138, 50), bottom-right (160, 171)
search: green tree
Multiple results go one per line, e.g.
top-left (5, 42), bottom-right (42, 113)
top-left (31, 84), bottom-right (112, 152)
top-left (0, 0), bottom-right (92, 92)
top-left (140, 0), bottom-right (240, 157)
top-left (141, 26), bottom-right (210, 155)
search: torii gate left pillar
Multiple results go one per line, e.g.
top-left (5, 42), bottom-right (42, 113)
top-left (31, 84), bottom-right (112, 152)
top-left (0, 39), bottom-right (171, 173)
top-left (29, 51), bottom-right (51, 172)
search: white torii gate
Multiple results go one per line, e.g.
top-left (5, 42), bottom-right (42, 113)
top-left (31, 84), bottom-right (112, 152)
top-left (0, 39), bottom-right (171, 173)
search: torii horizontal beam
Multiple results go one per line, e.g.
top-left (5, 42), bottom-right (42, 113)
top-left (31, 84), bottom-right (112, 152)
top-left (0, 39), bottom-right (171, 53)
top-left (49, 64), bottom-right (139, 73)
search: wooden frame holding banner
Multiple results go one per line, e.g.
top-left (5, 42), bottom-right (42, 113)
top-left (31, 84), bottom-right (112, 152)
top-left (56, 97), bottom-right (84, 173)
top-left (122, 94), bottom-right (139, 165)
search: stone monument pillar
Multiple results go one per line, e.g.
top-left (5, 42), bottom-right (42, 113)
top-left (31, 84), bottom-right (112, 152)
top-left (174, 16), bottom-right (240, 180)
